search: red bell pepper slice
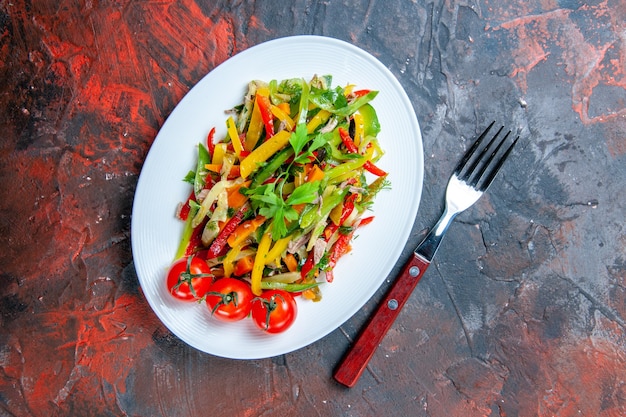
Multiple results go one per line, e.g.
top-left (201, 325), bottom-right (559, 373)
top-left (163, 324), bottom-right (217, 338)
top-left (352, 89), bottom-right (371, 98)
top-left (256, 94), bottom-right (275, 139)
top-left (179, 191), bottom-right (196, 221)
top-left (184, 217), bottom-right (209, 257)
top-left (339, 127), bottom-right (358, 153)
top-left (326, 214), bottom-right (376, 277)
top-left (207, 127), bottom-right (216, 157)
top-left (325, 230), bottom-right (354, 282)
top-left (324, 194), bottom-right (357, 239)
top-left (363, 160), bottom-right (387, 177)
top-left (338, 127), bottom-right (387, 177)
top-left (206, 205), bottom-right (250, 259)
top-left (300, 251), bottom-right (315, 280)
top-left (359, 216), bottom-right (375, 227)
top-left (226, 165), bottom-right (241, 180)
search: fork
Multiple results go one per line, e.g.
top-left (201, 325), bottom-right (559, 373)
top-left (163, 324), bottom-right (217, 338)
top-left (334, 121), bottom-right (519, 387)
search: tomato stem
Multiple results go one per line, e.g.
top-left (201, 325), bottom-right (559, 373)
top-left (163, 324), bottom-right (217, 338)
top-left (253, 293), bottom-right (285, 330)
top-left (172, 255), bottom-right (214, 297)
top-left (206, 291), bottom-right (240, 316)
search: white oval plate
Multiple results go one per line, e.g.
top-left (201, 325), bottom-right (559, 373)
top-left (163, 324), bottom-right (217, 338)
top-left (131, 35), bottom-right (423, 359)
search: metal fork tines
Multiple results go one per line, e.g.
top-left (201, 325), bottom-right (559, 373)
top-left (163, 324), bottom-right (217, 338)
top-left (417, 121), bottom-right (519, 261)
top-left (456, 121), bottom-right (518, 192)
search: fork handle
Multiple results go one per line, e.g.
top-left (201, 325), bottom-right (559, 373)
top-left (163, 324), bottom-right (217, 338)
top-left (333, 252), bottom-right (430, 387)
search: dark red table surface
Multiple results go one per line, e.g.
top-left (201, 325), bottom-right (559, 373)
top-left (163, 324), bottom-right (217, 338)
top-left (2, 1), bottom-right (625, 416)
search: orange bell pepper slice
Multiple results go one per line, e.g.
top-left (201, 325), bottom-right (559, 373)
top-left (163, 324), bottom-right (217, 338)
top-left (233, 255), bottom-right (255, 276)
top-left (283, 253), bottom-right (298, 273)
top-left (226, 215), bottom-right (266, 248)
top-left (306, 164), bottom-right (325, 183)
top-left (227, 180), bottom-right (251, 209)
top-left (205, 164), bottom-right (241, 179)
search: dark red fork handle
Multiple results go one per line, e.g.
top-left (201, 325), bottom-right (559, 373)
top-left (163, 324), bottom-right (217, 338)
top-left (333, 253), bottom-right (430, 387)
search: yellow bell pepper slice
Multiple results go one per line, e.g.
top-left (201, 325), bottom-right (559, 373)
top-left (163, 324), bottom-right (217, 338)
top-left (265, 236), bottom-right (291, 265)
top-left (212, 143), bottom-right (228, 165)
top-left (270, 105), bottom-right (295, 131)
top-left (240, 130), bottom-right (291, 178)
top-left (277, 102), bottom-right (291, 114)
top-left (245, 98), bottom-right (264, 151)
top-left (294, 163), bottom-right (309, 188)
top-left (251, 229), bottom-right (272, 295)
top-left (353, 112), bottom-right (364, 147)
top-left (222, 243), bottom-right (243, 277)
top-left (329, 201), bottom-right (344, 225)
top-left (306, 109), bottom-right (331, 134)
top-left (226, 116), bottom-right (243, 157)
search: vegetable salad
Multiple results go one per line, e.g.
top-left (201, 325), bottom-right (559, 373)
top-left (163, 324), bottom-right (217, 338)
top-left (173, 75), bottom-right (389, 302)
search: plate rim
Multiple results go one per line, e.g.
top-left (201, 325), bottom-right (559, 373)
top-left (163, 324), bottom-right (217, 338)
top-left (131, 34), bottom-right (424, 359)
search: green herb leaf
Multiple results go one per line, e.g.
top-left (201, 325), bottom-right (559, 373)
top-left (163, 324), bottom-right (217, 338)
top-left (294, 132), bottom-right (330, 163)
top-left (309, 132), bottom-right (329, 153)
top-left (338, 225), bottom-right (355, 235)
top-left (271, 206), bottom-right (288, 238)
top-left (283, 206), bottom-right (299, 221)
top-left (255, 194), bottom-right (281, 218)
top-left (183, 170), bottom-right (196, 184)
top-left (289, 123), bottom-right (308, 157)
top-left (286, 181), bottom-right (321, 205)
top-left (309, 85), bottom-right (347, 111)
top-left (246, 180), bottom-right (300, 240)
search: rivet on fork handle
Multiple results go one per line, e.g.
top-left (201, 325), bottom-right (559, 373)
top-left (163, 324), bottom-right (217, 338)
top-left (333, 253), bottom-right (430, 388)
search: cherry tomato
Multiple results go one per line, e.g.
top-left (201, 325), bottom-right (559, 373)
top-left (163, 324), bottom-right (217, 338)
top-left (166, 256), bottom-right (213, 301)
top-left (205, 278), bottom-right (254, 322)
top-left (251, 290), bottom-right (297, 333)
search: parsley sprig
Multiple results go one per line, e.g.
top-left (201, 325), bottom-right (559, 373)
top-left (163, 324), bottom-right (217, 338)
top-left (245, 123), bottom-right (328, 240)
top-left (290, 122), bottom-right (328, 164)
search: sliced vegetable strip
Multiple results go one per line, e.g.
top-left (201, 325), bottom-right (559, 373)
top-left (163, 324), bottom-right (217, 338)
top-left (251, 229), bottom-right (273, 295)
top-left (206, 205), bottom-right (250, 259)
top-left (240, 130), bottom-right (291, 178)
